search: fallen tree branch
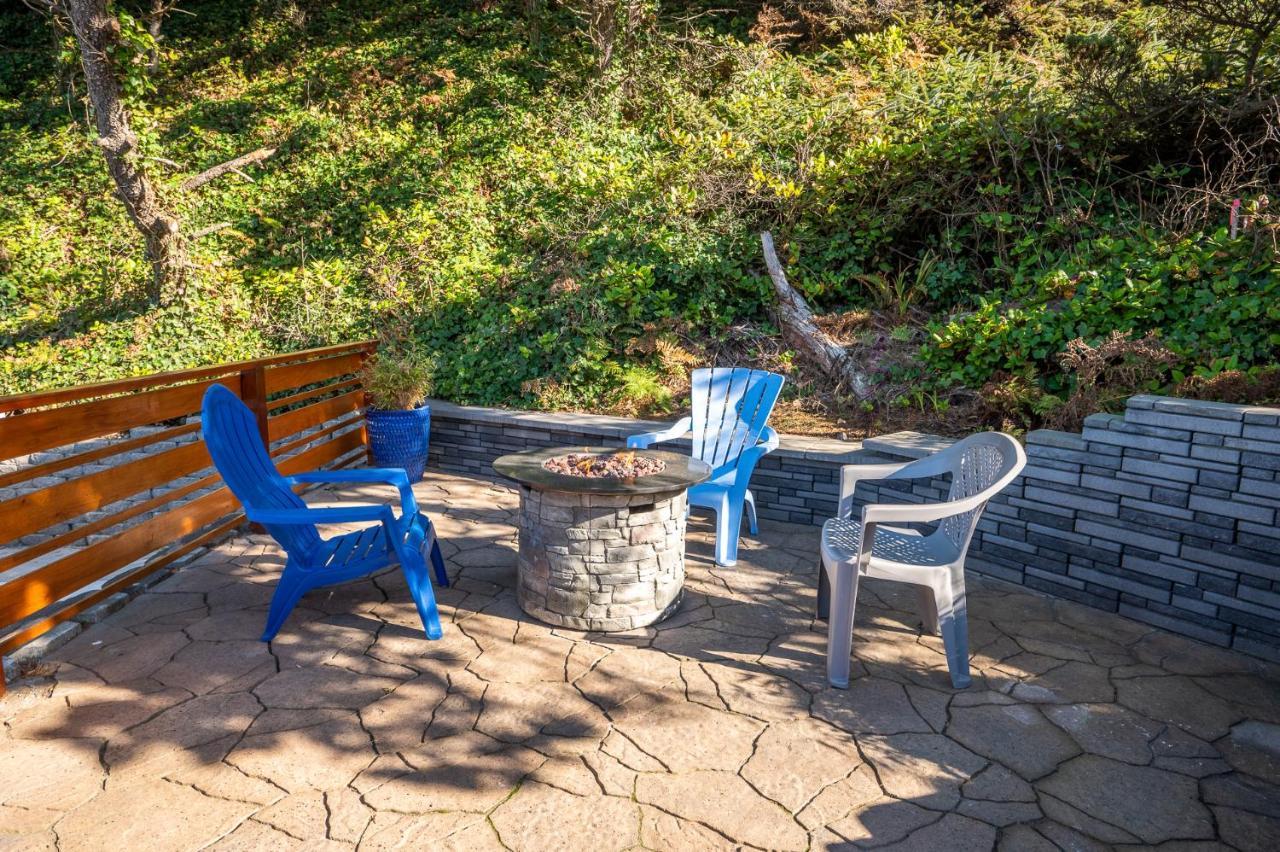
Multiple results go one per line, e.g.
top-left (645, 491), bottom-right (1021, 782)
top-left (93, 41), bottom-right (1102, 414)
top-left (760, 230), bottom-right (873, 400)
top-left (180, 146), bottom-right (276, 191)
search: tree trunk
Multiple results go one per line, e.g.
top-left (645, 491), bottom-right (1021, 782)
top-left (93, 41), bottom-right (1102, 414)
top-left (760, 231), bottom-right (873, 400)
top-left (145, 0), bottom-right (165, 74)
top-left (64, 0), bottom-right (184, 305)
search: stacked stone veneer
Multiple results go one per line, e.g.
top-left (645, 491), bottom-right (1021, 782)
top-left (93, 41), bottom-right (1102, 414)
top-left (957, 396), bottom-right (1280, 660)
top-left (425, 396), bottom-right (1280, 661)
top-left (516, 487), bottom-right (687, 631)
top-left (425, 401), bottom-right (860, 527)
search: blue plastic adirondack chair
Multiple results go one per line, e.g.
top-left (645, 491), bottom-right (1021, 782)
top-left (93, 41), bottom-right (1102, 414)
top-left (201, 384), bottom-right (448, 642)
top-left (628, 367), bottom-right (784, 566)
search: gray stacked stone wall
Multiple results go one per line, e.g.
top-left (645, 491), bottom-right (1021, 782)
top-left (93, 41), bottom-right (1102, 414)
top-left (424, 396), bottom-right (1280, 661)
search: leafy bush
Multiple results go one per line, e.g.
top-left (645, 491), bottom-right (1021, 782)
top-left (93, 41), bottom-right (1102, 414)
top-left (921, 229), bottom-right (1280, 396)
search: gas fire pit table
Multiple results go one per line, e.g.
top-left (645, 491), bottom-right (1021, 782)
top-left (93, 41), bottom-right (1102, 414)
top-left (493, 446), bottom-right (711, 631)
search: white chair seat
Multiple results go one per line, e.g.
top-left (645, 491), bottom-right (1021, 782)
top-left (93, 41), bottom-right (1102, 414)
top-left (821, 518), bottom-right (959, 569)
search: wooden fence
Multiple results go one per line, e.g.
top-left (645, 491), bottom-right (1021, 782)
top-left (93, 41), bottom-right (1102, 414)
top-left (0, 340), bottom-right (376, 692)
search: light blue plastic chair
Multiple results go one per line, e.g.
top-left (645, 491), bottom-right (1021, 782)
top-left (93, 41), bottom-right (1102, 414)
top-left (201, 384), bottom-right (448, 642)
top-left (628, 367), bottom-right (784, 566)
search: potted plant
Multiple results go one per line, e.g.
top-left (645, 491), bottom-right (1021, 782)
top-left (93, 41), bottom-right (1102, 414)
top-left (360, 349), bottom-right (435, 482)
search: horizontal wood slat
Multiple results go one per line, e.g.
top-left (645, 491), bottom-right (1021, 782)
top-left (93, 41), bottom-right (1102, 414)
top-left (0, 514), bottom-right (247, 657)
top-left (268, 390), bottom-right (364, 444)
top-left (0, 470), bottom-right (224, 575)
top-left (0, 422), bottom-right (201, 491)
top-left (0, 377), bottom-right (236, 463)
top-left (277, 427), bottom-right (365, 476)
top-left (271, 412), bottom-right (363, 460)
top-left (0, 440), bottom-right (213, 546)
top-left (269, 377), bottom-right (362, 413)
top-left (265, 352), bottom-right (365, 396)
top-left (0, 340), bottom-right (374, 415)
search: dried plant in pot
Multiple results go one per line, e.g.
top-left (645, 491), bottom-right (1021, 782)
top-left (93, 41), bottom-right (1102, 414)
top-left (361, 350), bottom-right (435, 482)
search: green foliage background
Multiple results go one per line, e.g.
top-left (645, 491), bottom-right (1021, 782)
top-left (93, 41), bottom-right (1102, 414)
top-left (1, 0), bottom-right (1276, 423)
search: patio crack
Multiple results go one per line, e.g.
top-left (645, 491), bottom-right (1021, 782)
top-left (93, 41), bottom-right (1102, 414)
top-left (633, 799), bottom-right (750, 849)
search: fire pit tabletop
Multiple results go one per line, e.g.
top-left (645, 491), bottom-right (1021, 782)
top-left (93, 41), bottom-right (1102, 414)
top-left (493, 445), bottom-right (711, 495)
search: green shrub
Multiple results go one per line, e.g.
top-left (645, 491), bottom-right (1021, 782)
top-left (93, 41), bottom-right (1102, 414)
top-left (920, 229), bottom-right (1280, 396)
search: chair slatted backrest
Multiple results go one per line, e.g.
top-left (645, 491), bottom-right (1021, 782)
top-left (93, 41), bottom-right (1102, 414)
top-left (689, 368), bottom-right (784, 474)
top-left (202, 385), bottom-right (322, 560)
top-left (939, 432), bottom-right (1026, 551)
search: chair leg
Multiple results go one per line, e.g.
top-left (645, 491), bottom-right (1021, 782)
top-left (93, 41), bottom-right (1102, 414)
top-left (825, 560), bottom-right (859, 689)
top-left (744, 490), bottom-right (759, 536)
top-left (714, 498), bottom-right (743, 567)
top-left (916, 584), bottom-right (940, 635)
top-left (400, 551), bottom-right (444, 640)
top-left (816, 560), bottom-right (831, 620)
top-left (429, 538), bottom-right (449, 587)
top-left (262, 565), bottom-right (310, 642)
top-left (933, 568), bottom-right (971, 689)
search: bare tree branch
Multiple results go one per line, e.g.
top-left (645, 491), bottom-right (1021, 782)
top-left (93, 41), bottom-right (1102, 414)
top-left (180, 147), bottom-right (277, 191)
top-left (760, 231), bottom-right (873, 400)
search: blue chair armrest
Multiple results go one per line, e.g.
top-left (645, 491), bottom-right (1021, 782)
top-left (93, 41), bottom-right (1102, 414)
top-left (247, 505), bottom-right (393, 525)
top-left (627, 417), bottom-right (692, 449)
top-left (284, 468), bottom-right (419, 518)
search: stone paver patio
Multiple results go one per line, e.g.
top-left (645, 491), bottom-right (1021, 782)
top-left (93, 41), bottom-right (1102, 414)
top-left (3, 471), bottom-right (1280, 850)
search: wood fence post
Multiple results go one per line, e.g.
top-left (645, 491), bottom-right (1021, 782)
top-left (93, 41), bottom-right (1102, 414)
top-left (239, 365), bottom-right (270, 533)
top-left (239, 365), bottom-right (270, 447)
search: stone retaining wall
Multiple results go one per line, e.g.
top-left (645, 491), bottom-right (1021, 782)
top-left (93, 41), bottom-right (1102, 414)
top-left (424, 396), bottom-right (1280, 661)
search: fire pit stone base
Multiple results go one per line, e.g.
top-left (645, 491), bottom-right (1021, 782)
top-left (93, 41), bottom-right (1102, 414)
top-left (516, 486), bottom-right (687, 631)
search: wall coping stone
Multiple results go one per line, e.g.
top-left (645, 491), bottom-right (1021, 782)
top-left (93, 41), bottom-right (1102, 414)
top-left (860, 430), bottom-right (956, 459)
top-left (1130, 394), bottom-right (1280, 421)
top-left (424, 399), bottom-right (877, 464)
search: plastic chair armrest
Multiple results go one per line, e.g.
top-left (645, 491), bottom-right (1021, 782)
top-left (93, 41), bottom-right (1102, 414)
top-left (861, 492), bottom-right (987, 527)
top-left (627, 417), bottom-right (692, 449)
top-left (285, 468), bottom-right (419, 517)
top-left (247, 504), bottom-right (394, 525)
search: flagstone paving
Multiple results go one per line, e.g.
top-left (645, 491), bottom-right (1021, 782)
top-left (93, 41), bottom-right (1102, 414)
top-left (3, 470), bottom-right (1280, 850)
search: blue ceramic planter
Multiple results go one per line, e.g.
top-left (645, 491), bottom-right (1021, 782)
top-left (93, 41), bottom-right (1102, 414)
top-left (365, 404), bottom-right (431, 482)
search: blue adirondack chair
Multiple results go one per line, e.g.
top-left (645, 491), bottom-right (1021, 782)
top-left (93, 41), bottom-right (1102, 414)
top-left (201, 384), bottom-right (448, 642)
top-left (628, 367), bottom-right (784, 566)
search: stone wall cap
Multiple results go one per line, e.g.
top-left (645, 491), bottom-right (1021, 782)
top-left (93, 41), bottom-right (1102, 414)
top-left (1130, 394), bottom-right (1280, 421)
top-left (1027, 429), bottom-right (1088, 450)
top-left (861, 431), bottom-right (956, 459)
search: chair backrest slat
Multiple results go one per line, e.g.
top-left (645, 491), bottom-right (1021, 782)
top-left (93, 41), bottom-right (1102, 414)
top-left (202, 385), bottom-right (322, 559)
top-left (688, 368), bottom-right (784, 471)
top-left (936, 432), bottom-right (1025, 552)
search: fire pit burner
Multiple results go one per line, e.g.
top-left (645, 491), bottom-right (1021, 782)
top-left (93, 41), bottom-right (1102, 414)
top-left (543, 450), bottom-right (666, 479)
top-left (494, 446), bottom-right (711, 631)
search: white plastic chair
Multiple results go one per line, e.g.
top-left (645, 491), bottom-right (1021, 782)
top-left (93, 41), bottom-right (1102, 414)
top-left (818, 432), bottom-right (1026, 689)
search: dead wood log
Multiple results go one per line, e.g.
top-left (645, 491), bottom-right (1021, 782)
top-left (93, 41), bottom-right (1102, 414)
top-left (181, 147), bottom-right (276, 191)
top-left (760, 230), bottom-right (872, 400)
